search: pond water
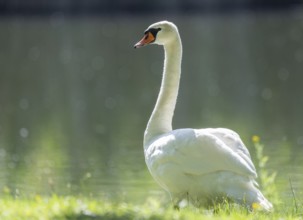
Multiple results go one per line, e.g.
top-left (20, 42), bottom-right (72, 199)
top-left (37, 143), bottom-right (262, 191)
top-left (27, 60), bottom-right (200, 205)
top-left (0, 11), bottom-right (303, 204)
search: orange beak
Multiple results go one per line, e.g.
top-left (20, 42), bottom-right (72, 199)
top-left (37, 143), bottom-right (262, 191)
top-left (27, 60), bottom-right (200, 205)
top-left (134, 32), bottom-right (155, 48)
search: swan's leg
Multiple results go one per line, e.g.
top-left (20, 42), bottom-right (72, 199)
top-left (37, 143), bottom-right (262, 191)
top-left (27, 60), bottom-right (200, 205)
top-left (173, 204), bottom-right (180, 210)
top-left (171, 192), bottom-right (188, 210)
top-left (186, 192), bottom-right (189, 204)
top-left (172, 195), bottom-right (181, 210)
top-left (172, 197), bottom-right (181, 210)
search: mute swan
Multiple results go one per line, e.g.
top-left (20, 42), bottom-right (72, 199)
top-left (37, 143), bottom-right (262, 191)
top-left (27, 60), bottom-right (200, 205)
top-left (134, 21), bottom-right (272, 211)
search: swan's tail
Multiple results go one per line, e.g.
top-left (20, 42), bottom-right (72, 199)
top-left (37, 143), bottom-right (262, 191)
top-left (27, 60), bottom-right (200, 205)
top-left (250, 188), bottom-right (273, 212)
top-left (225, 179), bottom-right (273, 211)
top-left (228, 184), bottom-right (273, 212)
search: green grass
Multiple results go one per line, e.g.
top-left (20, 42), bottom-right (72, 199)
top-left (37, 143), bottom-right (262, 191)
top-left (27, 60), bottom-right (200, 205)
top-left (0, 137), bottom-right (302, 220)
top-left (0, 195), bottom-right (302, 220)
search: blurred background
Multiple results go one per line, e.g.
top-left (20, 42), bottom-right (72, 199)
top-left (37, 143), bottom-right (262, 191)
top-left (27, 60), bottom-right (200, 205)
top-left (0, 0), bottom-right (303, 204)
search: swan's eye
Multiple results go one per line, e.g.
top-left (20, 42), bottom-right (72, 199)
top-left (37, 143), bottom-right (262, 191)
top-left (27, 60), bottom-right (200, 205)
top-left (147, 28), bottom-right (161, 39)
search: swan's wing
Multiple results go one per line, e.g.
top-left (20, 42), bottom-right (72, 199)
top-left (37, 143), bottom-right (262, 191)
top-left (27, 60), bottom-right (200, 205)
top-left (204, 128), bottom-right (256, 175)
top-left (146, 129), bottom-right (257, 180)
top-left (179, 129), bottom-right (257, 178)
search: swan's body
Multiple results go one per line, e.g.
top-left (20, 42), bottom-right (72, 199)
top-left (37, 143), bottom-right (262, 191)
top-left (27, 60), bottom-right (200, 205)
top-left (134, 21), bottom-right (272, 211)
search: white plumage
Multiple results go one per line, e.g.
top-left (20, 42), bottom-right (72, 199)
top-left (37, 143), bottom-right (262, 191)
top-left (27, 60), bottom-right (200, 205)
top-left (134, 21), bottom-right (272, 211)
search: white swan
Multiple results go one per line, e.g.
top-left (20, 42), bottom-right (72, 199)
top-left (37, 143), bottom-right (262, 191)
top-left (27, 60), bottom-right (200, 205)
top-left (134, 21), bottom-right (272, 211)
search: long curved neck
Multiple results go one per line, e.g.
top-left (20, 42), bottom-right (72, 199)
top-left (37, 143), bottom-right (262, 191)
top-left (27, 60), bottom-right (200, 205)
top-left (144, 35), bottom-right (182, 146)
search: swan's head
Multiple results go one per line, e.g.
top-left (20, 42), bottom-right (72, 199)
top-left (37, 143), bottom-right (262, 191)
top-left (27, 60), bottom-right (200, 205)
top-left (134, 21), bottom-right (179, 48)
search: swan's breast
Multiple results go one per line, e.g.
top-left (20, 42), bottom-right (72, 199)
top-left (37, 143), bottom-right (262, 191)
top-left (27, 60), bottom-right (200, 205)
top-left (145, 132), bottom-right (178, 169)
top-left (144, 129), bottom-right (200, 190)
top-left (144, 128), bottom-right (195, 164)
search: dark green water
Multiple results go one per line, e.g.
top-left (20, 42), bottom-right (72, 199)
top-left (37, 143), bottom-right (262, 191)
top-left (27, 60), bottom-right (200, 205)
top-left (0, 12), bottom-right (302, 203)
